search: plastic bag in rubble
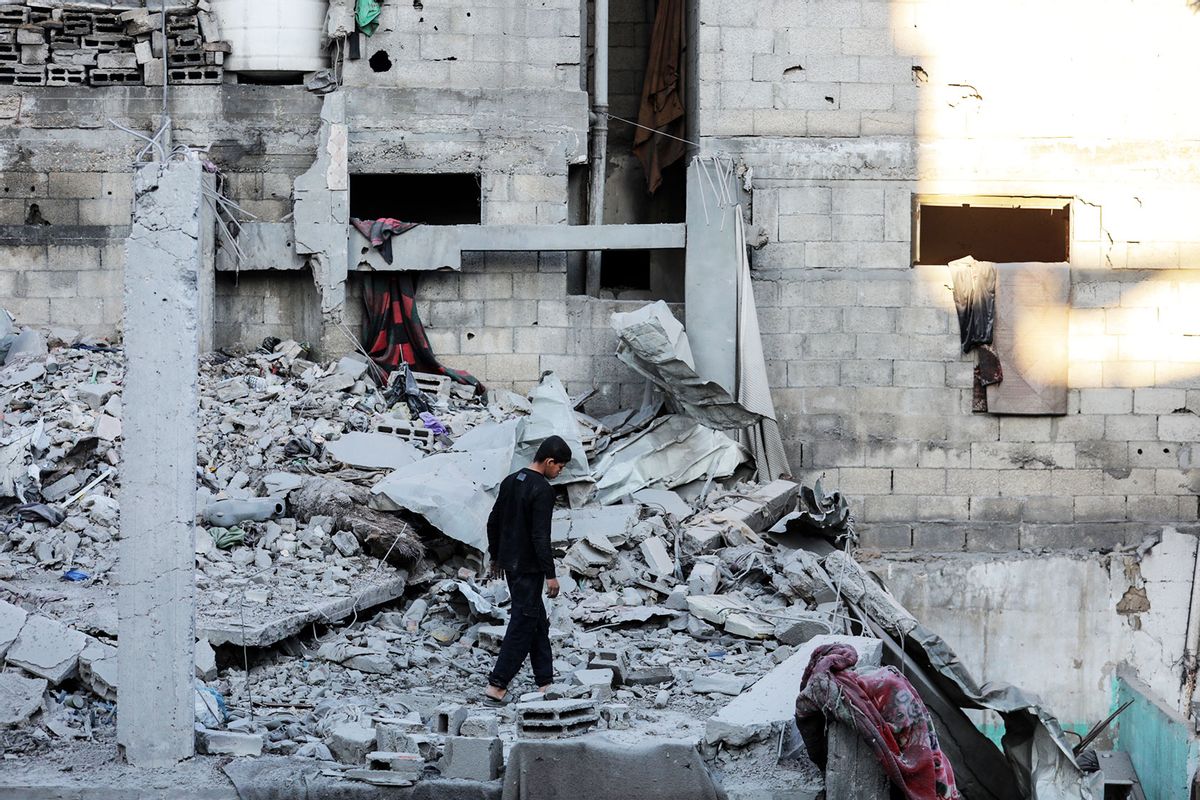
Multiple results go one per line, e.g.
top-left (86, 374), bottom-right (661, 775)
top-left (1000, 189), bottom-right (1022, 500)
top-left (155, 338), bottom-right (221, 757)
top-left (948, 256), bottom-right (997, 353)
top-left (195, 684), bottom-right (229, 728)
top-left (390, 364), bottom-right (433, 416)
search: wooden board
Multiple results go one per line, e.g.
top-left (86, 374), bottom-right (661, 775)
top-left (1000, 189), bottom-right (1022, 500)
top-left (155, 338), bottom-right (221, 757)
top-left (986, 261), bottom-right (1071, 415)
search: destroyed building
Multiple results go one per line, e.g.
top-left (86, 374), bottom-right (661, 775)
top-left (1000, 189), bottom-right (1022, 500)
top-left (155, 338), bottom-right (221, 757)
top-left (1, 0), bottom-right (1199, 797)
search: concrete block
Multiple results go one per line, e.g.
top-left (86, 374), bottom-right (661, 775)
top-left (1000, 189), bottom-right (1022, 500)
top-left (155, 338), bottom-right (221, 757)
top-left (692, 673), bottom-right (745, 696)
top-left (587, 648), bottom-right (628, 686)
top-left (329, 722), bottom-right (377, 764)
top-left (638, 536), bottom-right (674, 578)
top-left (516, 698), bottom-right (599, 738)
top-left (573, 668), bottom-right (614, 690)
top-left (0, 672), bottom-right (46, 726)
top-left (78, 638), bottom-right (117, 701)
top-left (686, 560), bottom-right (720, 595)
top-left (196, 729), bottom-right (263, 756)
top-left (5, 614), bottom-right (86, 685)
top-left (441, 736), bottom-right (503, 780)
top-left (625, 666), bottom-right (673, 686)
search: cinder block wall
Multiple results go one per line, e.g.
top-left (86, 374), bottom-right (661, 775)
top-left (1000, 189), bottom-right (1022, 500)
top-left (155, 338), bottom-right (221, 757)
top-left (699, 0), bottom-right (1200, 547)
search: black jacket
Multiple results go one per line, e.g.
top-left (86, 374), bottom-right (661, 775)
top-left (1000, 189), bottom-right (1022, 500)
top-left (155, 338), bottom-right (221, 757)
top-left (487, 468), bottom-right (556, 578)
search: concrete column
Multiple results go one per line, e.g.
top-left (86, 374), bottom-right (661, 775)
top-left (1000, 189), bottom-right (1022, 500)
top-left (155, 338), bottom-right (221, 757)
top-left (118, 161), bottom-right (209, 766)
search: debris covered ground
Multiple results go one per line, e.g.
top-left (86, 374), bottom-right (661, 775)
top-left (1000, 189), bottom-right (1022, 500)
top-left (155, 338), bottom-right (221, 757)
top-left (0, 309), bottom-right (1097, 799)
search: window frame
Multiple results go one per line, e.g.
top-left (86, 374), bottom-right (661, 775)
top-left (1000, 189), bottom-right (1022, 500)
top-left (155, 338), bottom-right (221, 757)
top-left (910, 194), bottom-right (1073, 267)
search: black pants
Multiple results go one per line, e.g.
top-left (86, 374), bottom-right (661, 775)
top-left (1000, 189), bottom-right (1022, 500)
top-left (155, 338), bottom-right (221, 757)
top-left (487, 572), bottom-right (553, 690)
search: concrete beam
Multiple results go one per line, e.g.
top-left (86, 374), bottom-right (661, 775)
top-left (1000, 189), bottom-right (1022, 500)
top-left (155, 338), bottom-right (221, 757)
top-left (118, 161), bottom-right (205, 767)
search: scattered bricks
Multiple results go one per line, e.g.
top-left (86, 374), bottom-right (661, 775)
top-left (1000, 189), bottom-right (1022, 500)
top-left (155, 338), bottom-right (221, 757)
top-left (375, 718), bottom-right (427, 753)
top-left (16, 25), bottom-right (43, 45)
top-left (60, 13), bottom-right (92, 37)
top-left (19, 44), bottom-right (46, 65)
top-left (168, 64), bottom-right (222, 83)
top-left (434, 703), bottom-right (469, 735)
top-left (196, 729), bottom-right (264, 756)
top-left (329, 722), bottom-right (377, 764)
top-left (91, 13), bottom-right (124, 35)
top-left (172, 33), bottom-right (203, 52)
top-left (0, 672), bottom-right (46, 726)
top-left (516, 698), bottom-right (599, 738)
top-left (0, 64), bottom-right (42, 85)
top-left (5, 614), bottom-right (87, 684)
top-left (441, 736), bottom-right (503, 781)
top-left (374, 415), bottom-right (436, 448)
top-left (0, 5), bottom-right (29, 26)
top-left (624, 666), bottom-right (673, 686)
top-left (90, 68), bottom-right (141, 87)
top-left (120, 10), bottom-right (159, 37)
top-left (0, 43), bottom-right (16, 62)
top-left (587, 648), bottom-right (628, 685)
top-left (50, 49), bottom-right (95, 67)
top-left (81, 33), bottom-right (133, 51)
top-left (687, 560), bottom-right (720, 595)
top-left (459, 712), bottom-right (500, 737)
top-left (168, 49), bottom-right (204, 68)
top-left (97, 52), bottom-right (137, 69)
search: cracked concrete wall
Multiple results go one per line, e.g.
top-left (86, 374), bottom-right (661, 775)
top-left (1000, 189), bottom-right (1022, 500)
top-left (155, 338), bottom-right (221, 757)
top-left (874, 527), bottom-right (1198, 732)
top-left (699, 0), bottom-right (1200, 547)
top-left (118, 161), bottom-right (209, 766)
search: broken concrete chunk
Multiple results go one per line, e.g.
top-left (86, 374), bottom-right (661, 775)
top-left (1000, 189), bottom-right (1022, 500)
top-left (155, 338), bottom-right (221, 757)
top-left (195, 638), bottom-right (217, 681)
top-left (639, 536), bottom-right (675, 579)
top-left (774, 612), bottom-right (836, 646)
top-left (631, 488), bottom-right (693, 520)
top-left (332, 531), bottom-right (361, 557)
top-left (552, 505), bottom-right (639, 545)
top-left (720, 479), bottom-right (800, 532)
top-left (329, 722), bottom-right (377, 764)
top-left (625, 666), bottom-right (673, 686)
top-left (459, 712), bottom-right (500, 737)
top-left (336, 356), bottom-right (370, 379)
top-left (76, 382), bottom-right (119, 411)
top-left (687, 561), bottom-right (720, 595)
top-left (197, 728), bottom-right (264, 756)
top-left (573, 668), bottom-right (614, 690)
top-left (692, 673), bottom-right (745, 696)
top-left (0, 600), bottom-right (28, 660)
top-left (441, 736), bottom-right (503, 781)
top-left (5, 615), bottom-right (87, 685)
top-left (78, 639), bottom-right (117, 702)
top-left (587, 648), bottom-right (628, 685)
top-left (41, 474), bottom-right (81, 504)
top-left (0, 672), bottom-right (46, 726)
top-left (328, 432), bottom-right (422, 471)
top-left (93, 414), bottom-right (122, 442)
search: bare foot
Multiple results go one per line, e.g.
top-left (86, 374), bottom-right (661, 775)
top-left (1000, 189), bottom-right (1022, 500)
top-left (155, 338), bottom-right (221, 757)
top-left (485, 685), bottom-right (506, 701)
top-left (537, 685), bottom-right (551, 694)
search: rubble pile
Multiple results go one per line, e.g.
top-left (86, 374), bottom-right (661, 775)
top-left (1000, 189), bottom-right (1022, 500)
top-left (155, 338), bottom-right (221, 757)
top-left (0, 1), bottom-right (228, 89)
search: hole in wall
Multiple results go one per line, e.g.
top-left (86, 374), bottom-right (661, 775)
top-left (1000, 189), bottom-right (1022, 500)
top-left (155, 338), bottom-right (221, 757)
top-left (1137, 448), bottom-right (1144, 455)
top-left (466, 331), bottom-right (475, 340)
top-left (24, 203), bottom-right (48, 225)
top-left (350, 173), bottom-right (482, 224)
top-left (914, 199), bottom-right (1071, 265)
top-left (600, 250), bottom-right (652, 292)
top-left (369, 50), bottom-right (393, 72)
top-left (413, 0), bottom-right (422, 7)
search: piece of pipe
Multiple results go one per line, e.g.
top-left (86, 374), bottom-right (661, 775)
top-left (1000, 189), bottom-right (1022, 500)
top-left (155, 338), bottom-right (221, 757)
top-left (584, 0), bottom-right (609, 297)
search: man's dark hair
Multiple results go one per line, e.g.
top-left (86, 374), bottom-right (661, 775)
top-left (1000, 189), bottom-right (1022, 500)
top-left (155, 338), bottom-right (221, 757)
top-left (534, 435), bottom-right (572, 464)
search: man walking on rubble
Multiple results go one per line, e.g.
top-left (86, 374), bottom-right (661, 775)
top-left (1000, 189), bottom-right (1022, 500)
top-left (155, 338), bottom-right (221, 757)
top-left (482, 435), bottom-right (571, 705)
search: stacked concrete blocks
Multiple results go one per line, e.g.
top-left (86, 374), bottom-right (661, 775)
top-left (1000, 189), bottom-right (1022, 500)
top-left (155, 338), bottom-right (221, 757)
top-left (515, 698), bottom-right (600, 738)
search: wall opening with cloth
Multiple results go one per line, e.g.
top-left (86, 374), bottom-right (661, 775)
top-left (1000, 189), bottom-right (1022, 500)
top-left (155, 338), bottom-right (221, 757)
top-left (914, 196), bottom-right (1072, 266)
top-left (349, 173), bottom-right (482, 225)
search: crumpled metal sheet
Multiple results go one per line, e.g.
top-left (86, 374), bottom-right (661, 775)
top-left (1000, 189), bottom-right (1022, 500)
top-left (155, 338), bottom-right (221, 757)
top-left (369, 419), bottom-right (519, 552)
top-left (611, 301), bottom-right (762, 431)
top-left (511, 372), bottom-right (592, 485)
top-left (591, 415), bottom-right (749, 505)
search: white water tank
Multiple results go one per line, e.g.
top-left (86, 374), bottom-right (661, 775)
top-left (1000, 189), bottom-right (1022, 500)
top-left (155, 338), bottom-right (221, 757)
top-left (211, 0), bottom-right (329, 75)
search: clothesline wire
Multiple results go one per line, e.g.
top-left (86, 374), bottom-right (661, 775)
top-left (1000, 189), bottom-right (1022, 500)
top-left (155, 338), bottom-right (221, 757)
top-left (602, 111), bottom-right (703, 149)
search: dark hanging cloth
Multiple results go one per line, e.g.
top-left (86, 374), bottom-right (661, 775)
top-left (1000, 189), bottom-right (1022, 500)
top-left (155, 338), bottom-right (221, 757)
top-left (948, 256), bottom-right (996, 353)
top-left (351, 217), bottom-right (421, 265)
top-left (361, 274), bottom-right (485, 395)
top-left (633, 0), bottom-right (687, 194)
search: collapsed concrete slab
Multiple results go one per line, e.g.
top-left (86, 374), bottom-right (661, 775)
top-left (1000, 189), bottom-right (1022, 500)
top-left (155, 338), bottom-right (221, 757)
top-left (551, 505), bottom-right (639, 545)
top-left (327, 432), bottom-right (423, 471)
top-left (0, 672), bottom-right (46, 726)
top-left (718, 479), bottom-right (800, 532)
top-left (197, 570), bottom-right (407, 647)
top-left (705, 634), bottom-right (882, 747)
top-left (5, 614), bottom-right (87, 685)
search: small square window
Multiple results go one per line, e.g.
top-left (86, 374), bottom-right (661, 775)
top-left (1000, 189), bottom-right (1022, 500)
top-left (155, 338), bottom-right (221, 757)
top-left (913, 196), bottom-right (1070, 266)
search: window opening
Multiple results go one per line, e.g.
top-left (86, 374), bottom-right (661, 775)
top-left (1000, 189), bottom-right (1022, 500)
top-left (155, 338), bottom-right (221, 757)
top-left (350, 173), bottom-right (481, 224)
top-left (600, 249), bottom-right (651, 293)
top-left (913, 196), bottom-right (1070, 266)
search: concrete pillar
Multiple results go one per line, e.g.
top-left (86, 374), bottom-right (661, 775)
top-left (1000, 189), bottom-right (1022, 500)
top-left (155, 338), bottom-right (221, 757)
top-left (825, 720), bottom-right (890, 800)
top-left (118, 161), bottom-right (210, 766)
